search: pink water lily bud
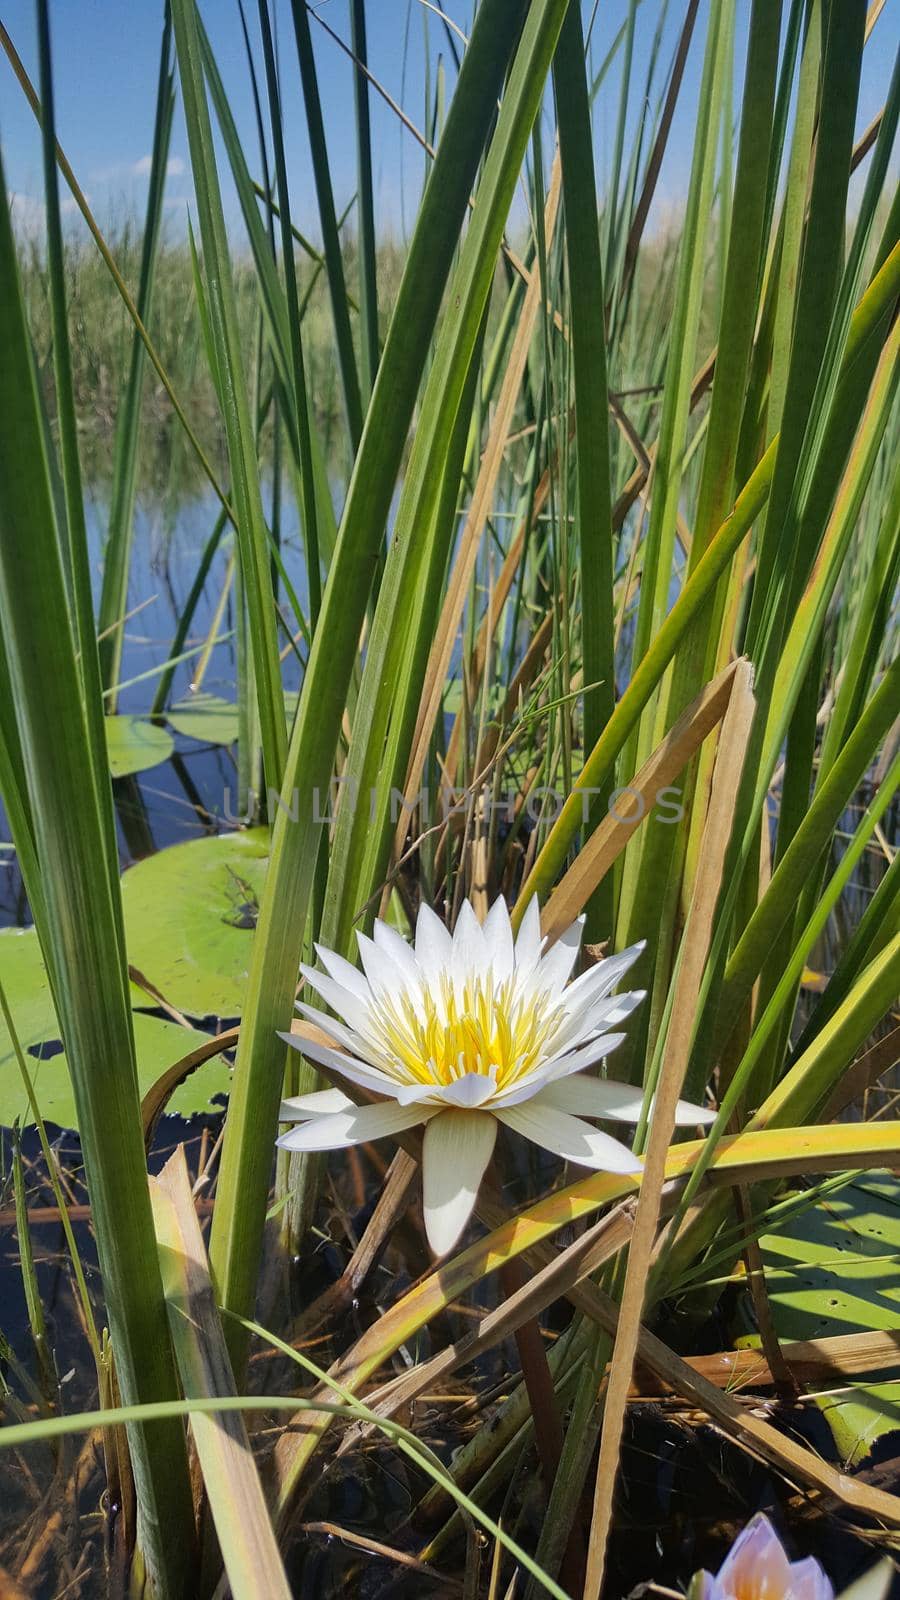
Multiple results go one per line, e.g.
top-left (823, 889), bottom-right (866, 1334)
top-left (690, 1513), bottom-right (833, 1600)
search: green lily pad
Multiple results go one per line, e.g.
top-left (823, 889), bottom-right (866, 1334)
top-left (168, 690), bottom-right (301, 748)
top-left (755, 1175), bottom-right (900, 1464)
top-left (168, 693), bottom-right (240, 746)
top-left (442, 679), bottom-right (504, 717)
top-left (121, 829), bottom-right (270, 1015)
top-left (0, 927), bottom-right (231, 1128)
top-left (106, 714), bottom-right (174, 777)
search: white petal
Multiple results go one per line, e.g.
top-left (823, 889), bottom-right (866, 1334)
top-left (280, 1087), bottom-right (354, 1120)
top-left (538, 1030), bottom-right (629, 1082)
top-left (490, 1034), bottom-right (627, 1104)
top-left (294, 1001), bottom-right (373, 1060)
top-left (482, 896), bottom-right (515, 980)
top-left (548, 988), bottom-right (645, 1056)
top-left (536, 1075), bottom-right (715, 1126)
top-left (514, 896), bottom-right (542, 974)
top-left (299, 963), bottom-right (375, 1037)
top-left (392, 1073), bottom-right (499, 1111)
top-left (356, 929), bottom-right (415, 1002)
top-left (415, 901), bottom-right (452, 978)
top-left (422, 1109), bottom-right (497, 1254)
top-left (535, 916), bottom-right (584, 995)
top-left (660, 1095), bottom-right (716, 1127)
top-left (279, 1030), bottom-right (405, 1098)
top-left (312, 945), bottom-right (373, 1003)
top-left (371, 918), bottom-right (424, 990)
top-left (451, 899), bottom-right (487, 981)
top-left (562, 941), bottom-right (646, 1005)
top-left (436, 1072), bottom-right (498, 1108)
top-left (277, 1099), bottom-right (433, 1152)
top-left (495, 1100), bottom-right (642, 1174)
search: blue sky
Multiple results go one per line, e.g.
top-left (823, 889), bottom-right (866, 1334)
top-left (1, 1), bottom-right (897, 248)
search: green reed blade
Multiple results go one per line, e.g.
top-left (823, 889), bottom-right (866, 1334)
top-left (207, 0), bottom-right (533, 1366)
top-left (170, 0), bottom-right (287, 792)
top-left (0, 137), bottom-right (195, 1598)
top-left (350, 0), bottom-right (380, 403)
top-left (713, 658), bottom-right (900, 1061)
top-left (12, 1129), bottom-right (53, 1397)
top-left (288, 0), bottom-right (363, 450)
top-left (257, 0), bottom-right (322, 626)
top-left (0, 18), bottom-right (234, 521)
top-left (552, 0), bottom-right (616, 941)
top-left (97, 9), bottom-right (175, 704)
top-left (746, 0), bottom-right (865, 662)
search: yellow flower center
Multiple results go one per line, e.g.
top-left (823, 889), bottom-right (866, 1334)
top-left (369, 973), bottom-right (562, 1090)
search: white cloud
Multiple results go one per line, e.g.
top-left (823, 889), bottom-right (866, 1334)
top-left (132, 153), bottom-right (185, 178)
top-left (89, 154), bottom-right (187, 182)
top-left (8, 192), bottom-right (45, 240)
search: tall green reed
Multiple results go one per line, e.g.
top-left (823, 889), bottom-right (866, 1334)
top-left (0, 9), bottom-right (195, 1591)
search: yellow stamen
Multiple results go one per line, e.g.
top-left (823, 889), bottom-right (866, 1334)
top-left (367, 973), bottom-right (564, 1091)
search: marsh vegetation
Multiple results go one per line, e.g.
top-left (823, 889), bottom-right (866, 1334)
top-left (0, 1), bottom-right (898, 1597)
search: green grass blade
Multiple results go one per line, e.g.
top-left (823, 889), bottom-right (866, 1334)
top-left (0, 141), bottom-right (195, 1598)
top-left (552, 0), bottom-right (616, 941)
top-left (35, 0), bottom-right (123, 965)
top-left (512, 436), bottom-right (778, 923)
top-left (256, 0), bottom-right (322, 624)
top-left (207, 0), bottom-right (533, 1364)
top-left (0, 18), bottom-right (233, 520)
top-left (97, 9), bottom-right (175, 703)
top-left (746, 0), bottom-right (866, 659)
top-left (289, 0), bottom-right (364, 449)
top-left (350, 0), bottom-right (380, 402)
top-left (714, 658), bottom-right (900, 1057)
top-left (170, 0), bottom-right (287, 791)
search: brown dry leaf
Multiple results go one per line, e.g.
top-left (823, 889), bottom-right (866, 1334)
top-left (150, 1147), bottom-right (291, 1600)
top-left (541, 658), bottom-right (745, 940)
top-left (583, 658), bottom-right (756, 1597)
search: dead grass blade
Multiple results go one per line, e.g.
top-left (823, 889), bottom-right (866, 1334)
top-left (541, 658), bottom-right (746, 939)
top-left (620, 0), bottom-right (701, 296)
top-left (150, 1147), bottom-right (291, 1600)
top-left (141, 1026), bottom-right (239, 1149)
top-left (297, 1150), bottom-right (419, 1333)
top-left (340, 1202), bottom-right (638, 1444)
top-left (584, 658), bottom-right (755, 1597)
top-left (652, 1329), bottom-right (900, 1395)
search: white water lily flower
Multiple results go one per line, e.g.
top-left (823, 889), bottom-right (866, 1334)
top-left (277, 896), bottom-right (714, 1255)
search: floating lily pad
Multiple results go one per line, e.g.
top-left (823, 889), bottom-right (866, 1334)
top-left (168, 693), bottom-right (240, 746)
top-left (756, 1175), bottom-right (900, 1464)
top-left (121, 829), bottom-right (270, 1015)
top-left (0, 927), bottom-right (230, 1128)
top-left (442, 679), bottom-right (504, 717)
top-left (168, 690), bottom-right (301, 747)
top-left (106, 714), bottom-right (174, 777)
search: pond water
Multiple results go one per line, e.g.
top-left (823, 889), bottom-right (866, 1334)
top-left (1, 491), bottom-right (310, 931)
